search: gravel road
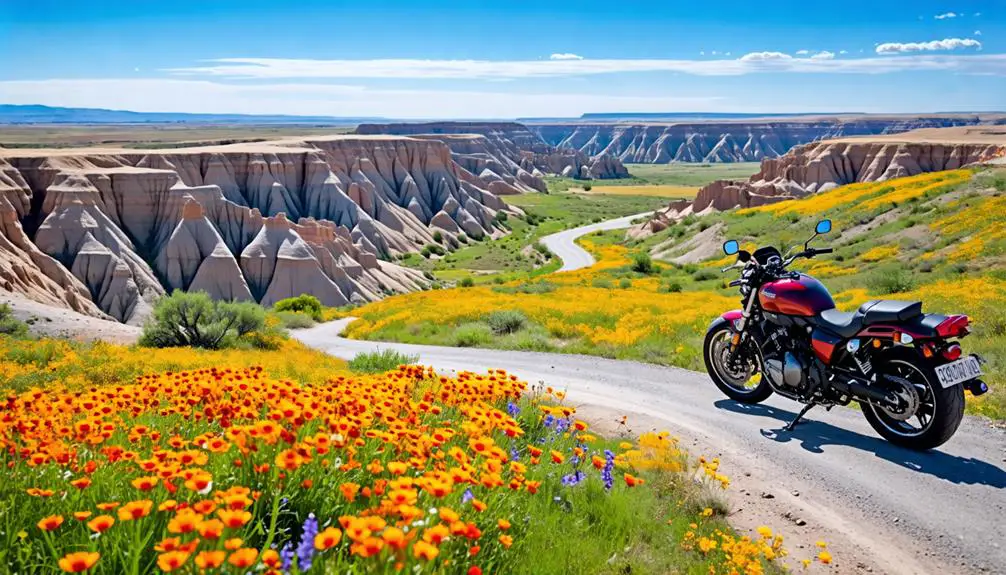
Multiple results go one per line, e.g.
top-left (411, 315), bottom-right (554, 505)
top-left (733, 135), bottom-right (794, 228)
top-left (294, 217), bottom-right (1006, 575)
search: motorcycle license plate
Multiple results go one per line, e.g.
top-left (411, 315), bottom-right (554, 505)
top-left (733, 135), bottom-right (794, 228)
top-left (935, 356), bottom-right (983, 389)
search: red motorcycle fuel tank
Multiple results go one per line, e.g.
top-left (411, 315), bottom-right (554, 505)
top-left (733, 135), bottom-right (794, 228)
top-left (759, 274), bottom-right (835, 317)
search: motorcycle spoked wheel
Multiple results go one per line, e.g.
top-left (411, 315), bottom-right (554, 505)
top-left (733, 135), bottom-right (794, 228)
top-left (703, 321), bottom-right (773, 404)
top-left (861, 348), bottom-right (965, 451)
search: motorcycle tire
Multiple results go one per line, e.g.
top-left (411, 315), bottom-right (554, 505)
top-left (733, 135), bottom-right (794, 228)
top-left (703, 318), bottom-right (773, 404)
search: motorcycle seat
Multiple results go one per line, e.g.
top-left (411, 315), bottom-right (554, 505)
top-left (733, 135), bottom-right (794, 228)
top-left (815, 300), bottom-right (924, 339)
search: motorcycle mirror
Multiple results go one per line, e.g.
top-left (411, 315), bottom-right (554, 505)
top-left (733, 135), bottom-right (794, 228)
top-left (723, 240), bottom-right (739, 255)
top-left (737, 250), bottom-right (752, 262)
top-left (816, 219), bottom-right (832, 234)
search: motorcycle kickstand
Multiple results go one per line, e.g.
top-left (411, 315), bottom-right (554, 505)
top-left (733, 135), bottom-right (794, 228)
top-left (785, 403), bottom-right (816, 431)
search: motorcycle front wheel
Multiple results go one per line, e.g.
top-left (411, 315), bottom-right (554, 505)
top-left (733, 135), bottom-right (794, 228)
top-left (862, 348), bottom-right (964, 451)
top-left (703, 319), bottom-right (773, 404)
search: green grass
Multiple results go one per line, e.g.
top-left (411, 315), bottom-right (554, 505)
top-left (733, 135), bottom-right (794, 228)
top-left (624, 163), bottom-right (762, 187)
top-left (347, 348), bottom-right (420, 373)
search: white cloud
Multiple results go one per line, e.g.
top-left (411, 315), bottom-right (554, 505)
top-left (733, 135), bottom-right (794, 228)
top-left (840, 50), bottom-right (848, 55)
top-left (699, 51), bottom-right (705, 55)
top-left (0, 78), bottom-right (726, 119)
top-left (975, 30), bottom-right (982, 36)
top-left (811, 51), bottom-right (836, 60)
top-left (549, 53), bottom-right (583, 61)
top-left (160, 53), bottom-right (1006, 80)
top-left (934, 12), bottom-right (957, 19)
top-left (796, 49), bottom-right (810, 55)
top-left (975, 12), bottom-right (982, 17)
top-left (876, 38), bottom-right (982, 54)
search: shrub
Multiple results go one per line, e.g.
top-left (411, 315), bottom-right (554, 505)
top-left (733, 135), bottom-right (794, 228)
top-left (662, 281), bottom-right (683, 293)
top-left (451, 323), bottom-right (494, 347)
top-left (432, 230), bottom-right (444, 243)
top-left (583, 182), bottom-right (593, 191)
top-left (533, 242), bottom-right (554, 260)
top-left (483, 310), bottom-right (528, 335)
top-left (459, 277), bottom-right (475, 288)
top-left (696, 269), bottom-right (720, 281)
top-left (0, 303), bottom-right (28, 338)
top-left (139, 291), bottom-right (266, 350)
top-left (421, 246), bottom-right (432, 258)
top-left (273, 311), bottom-right (316, 329)
top-left (505, 330), bottom-right (556, 352)
top-left (493, 281), bottom-right (557, 295)
top-left (631, 252), bottom-right (655, 274)
top-left (592, 278), bottom-right (613, 289)
top-left (619, 279), bottom-right (632, 289)
top-left (457, 233), bottom-right (468, 243)
top-left (348, 349), bottom-right (419, 374)
top-left (273, 294), bottom-right (323, 321)
top-left (867, 267), bottom-right (916, 295)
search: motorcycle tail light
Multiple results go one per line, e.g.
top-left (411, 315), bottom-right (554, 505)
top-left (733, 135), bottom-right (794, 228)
top-left (936, 315), bottom-right (970, 338)
top-left (942, 344), bottom-right (962, 361)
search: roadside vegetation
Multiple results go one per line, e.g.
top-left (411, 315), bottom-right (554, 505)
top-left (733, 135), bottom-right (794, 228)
top-left (342, 168), bottom-right (1006, 420)
top-left (0, 302), bottom-right (806, 574)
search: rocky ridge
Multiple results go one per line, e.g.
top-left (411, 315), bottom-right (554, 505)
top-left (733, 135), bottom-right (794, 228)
top-left (355, 122), bottom-right (629, 191)
top-left (638, 137), bottom-right (1006, 225)
top-left (529, 116), bottom-right (985, 164)
top-left (0, 136), bottom-right (511, 323)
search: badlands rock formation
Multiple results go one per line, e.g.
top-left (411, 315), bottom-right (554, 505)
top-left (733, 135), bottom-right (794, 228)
top-left (649, 129), bottom-right (1006, 218)
top-left (529, 116), bottom-right (985, 164)
top-left (355, 122), bottom-right (629, 192)
top-left (0, 135), bottom-right (512, 323)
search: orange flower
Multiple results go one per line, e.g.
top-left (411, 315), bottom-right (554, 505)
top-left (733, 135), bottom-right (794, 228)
top-left (351, 537), bottom-right (384, 558)
top-left (73, 511), bottom-right (92, 521)
top-left (87, 515), bottom-right (115, 533)
top-left (157, 551), bottom-right (190, 572)
top-left (499, 534), bottom-right (513, 548)
top-left (550, 450), bottom-right (564, 464)
top-left (194, 550), bottom-right (226, 569)
top-left (472, 499), bottom-right (487, 512)
top-left (155, 537), bottom-right (182, 552)
top-left (412, 540), bottom-right (439, 561)
top-left (261, 549), bottom-right (281, 568)
top-left (422, 524), bottom-right (450, 545)
top-left (217, 509), bottom-right (252, 529)
top-left (37, 515), bottom-right (64, 531)
top-left (339, 482), bottom-right (360, 502)
top-left (497, 519), bottom-right (511, 531)
top-left (117, 500), bottom-right (153, 521)
top-left (227, 548), bottom-right (258, 568)
top-left (275, 449), bottom-right (304, 471)
top-left (386, 461), bottom-right (408, 475)
top-left (70, 478), bottom-right (92, 490)
top-left (224, 538), bottom-right (244, 551)
top-left (197, 519), bottom-right (224, 539)
top-left (382, 527), bottom-right (407, 550)
top-left (168, 510), bottom-right (202, 534)
top-left (624, 473), bottom-right (643, 488)
top-left (96, 502), bottom-right (119, 511)
top-left (468, 567), bottom-right (483, 575)
top-left (58, 551), bottom-right (99, 573)
top-left (131, 476), bottom-right (159, 491)
top-left (314, 527), bottom-right (343, 550)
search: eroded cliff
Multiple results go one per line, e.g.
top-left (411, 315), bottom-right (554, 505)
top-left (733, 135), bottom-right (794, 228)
top-left (0, 135), bottom-right (511, 323)
top-left (530, 116), bottom-right (984, 164)
top-left (355, 122), bottom-right (629, 189)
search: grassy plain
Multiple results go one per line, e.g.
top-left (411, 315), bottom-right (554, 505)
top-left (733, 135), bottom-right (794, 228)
top-left (345, 169), bottom-right (1006, 419)
top-left (0, 125), bottom-right (354, 149)
top-left (624, 162), bottom-right (762, 187)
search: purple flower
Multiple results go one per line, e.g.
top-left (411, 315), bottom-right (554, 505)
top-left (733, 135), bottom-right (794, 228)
top-left (506, 401), bottom-right (521, 417)
top-left (510, 448), bottom-right (520, 461)
top-left (554, 418), bottom-right (569, 433)
top-left (543, 414), bottom-right (556, 428)
top-left (561, 470), bottom-right (586, 487)
top-left (462, 488), bottom-right (474, 503)
top-left (280, 542), bottom-right (294, 573)
top-left (601, 449), bottom-right (616, 491)
top-left (295, 513), bottom-right (318, 571)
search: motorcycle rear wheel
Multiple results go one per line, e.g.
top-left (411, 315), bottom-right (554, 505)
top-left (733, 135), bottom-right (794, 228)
top-left (862, 349), bottom-right (964, 451)
top-left (703, 319), bottom-right (773, 404)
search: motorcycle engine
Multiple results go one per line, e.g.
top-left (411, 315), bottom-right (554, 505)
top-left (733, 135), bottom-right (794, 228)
top-left (761, 326), bottom-right (807, 389)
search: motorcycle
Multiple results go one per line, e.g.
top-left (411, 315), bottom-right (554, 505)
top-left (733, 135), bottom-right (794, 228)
top-left (703, 219), bottom-right (988, 450)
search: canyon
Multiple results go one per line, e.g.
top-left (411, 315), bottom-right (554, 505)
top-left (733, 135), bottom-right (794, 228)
top-left (0, 136), bottom-right (514, 323)
top-left (527, 115), bottom-right (993, 164)
top-left (355, 122), bottom-right (630, 191)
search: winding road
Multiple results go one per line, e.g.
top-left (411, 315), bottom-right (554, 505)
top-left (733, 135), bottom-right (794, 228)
top-left (295, 217), bottom-right (1006, 575)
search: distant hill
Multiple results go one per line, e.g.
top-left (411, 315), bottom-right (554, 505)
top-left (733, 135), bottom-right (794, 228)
top-left (0, 104), bottom-right (385, 125)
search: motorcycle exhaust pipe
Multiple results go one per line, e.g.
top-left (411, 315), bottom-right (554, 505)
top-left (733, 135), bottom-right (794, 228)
top-left (830, 376), bottom-right (894, 405)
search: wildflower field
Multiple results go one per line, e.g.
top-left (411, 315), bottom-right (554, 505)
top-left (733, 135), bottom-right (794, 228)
top-left (0, 325), bottom-right (803, 574)
top-left (347, 168), bottom-right (1006, 419)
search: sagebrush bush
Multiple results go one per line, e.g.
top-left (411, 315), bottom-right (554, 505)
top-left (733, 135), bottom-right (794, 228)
top-left (274, 294), bottom-right (323, 321)
top-left (631, 252), bottom-right (656, 274)
top-left (459, 277), bottom-right (475, 288)
top-left (348, 349), bottom-right (419, 373)
top-left (274, 310), bottom-right (316, 329)
top-left (451, 323), bottom-right (494, 347)
top-left (483, 310), bottom-right (528, 335)
top-left (0, 303), bottom-right (28, 338)
top-left (867, 267), bottom-right (916, 294)
top-left (139, 291), bottom-right (268, 349)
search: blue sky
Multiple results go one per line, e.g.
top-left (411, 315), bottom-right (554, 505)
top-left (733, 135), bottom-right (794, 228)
top-left (0, 0), bottom-right (1002, 118)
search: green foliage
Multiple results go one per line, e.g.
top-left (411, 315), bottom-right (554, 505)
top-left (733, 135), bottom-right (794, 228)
top-left (273, 311), bottom-right (316, 329)
top-left (483, 310), bottom-right (528, 335)
top-left (432, 230), bottom-right (444, 244)
top-left (0, 304), bottom-right (28, 338)
top-left (273, 294), bottom-right (323, 321)
top-left (492, 281), bottom-right (557, 295)
top-left (347, 349), bottom-right (419, 374)
top-left (867, 267), bottom-right (916, 294)
top-left (457, 233), bottom-right (468, 243)
top-left (582, 182), bottom-right (593, 191)
top-left (631, 252), bottom-right (655, 274)
top-left (619, 279), bottom-right (632, 289)
top-left (139, 291), bottom-right (268, 350)
top-left (459, 277), bottom-right (475, 288)
top-left (661, 281), bottom-right (683, 293)
top-left (692, 269), bottom-right (719, 282)
top-left (451, 323), bottom-right (494, 347)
